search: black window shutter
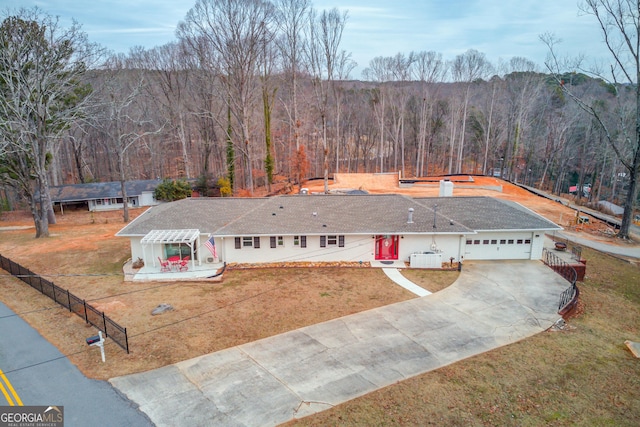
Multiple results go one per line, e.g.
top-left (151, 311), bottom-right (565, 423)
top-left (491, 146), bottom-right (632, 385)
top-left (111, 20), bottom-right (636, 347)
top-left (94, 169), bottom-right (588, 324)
top-left (254, 236), bottom-right (260, 248)
top-left (235, 237), bottom-right (241, 249)
top-left (320, 236), bottom-right (326, 247)
top-left (339, 235), bottom-right (345, 247)
top-left (270, 236), bottom-right (276, 248)
top-left (301, 236), bottom-right (307, 248)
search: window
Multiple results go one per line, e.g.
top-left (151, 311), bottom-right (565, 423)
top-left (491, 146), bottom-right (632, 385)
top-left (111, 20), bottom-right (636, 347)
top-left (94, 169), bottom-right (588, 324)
top-left (508, 239), bottom-right (514, 244)
top-left (474, 240), bottom-right (480, 245)
top-left (300, 236), bottom-right (307, 248)
top-left (500, 239), bottom-right (506, 244)
top-left (517, 239), bottom-right (523, 244)
top-left (524, 239), bottom-right (531, 244)
top-left (165, 243), bottom-right (190, 258)
top-left (96, 199), bottom-right (102, 205)
top-left (483, 239), bottom-right (490, 245)
top-left (466, 239), bottom-right (473, 245)
top-left (294, 236), bottom-right (300, 246)
top-left (270, 236), bottom-right (284, 248)
top-left (235, 236), bottom-right (260, 249)
top-left (320, 235), bottom-right (344, 248)
top-left (491, 239), bottom-right (497, 244)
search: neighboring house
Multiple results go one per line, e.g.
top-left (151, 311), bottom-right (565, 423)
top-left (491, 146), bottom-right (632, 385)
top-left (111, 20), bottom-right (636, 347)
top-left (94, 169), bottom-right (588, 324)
top-left (48, 180), bottom-right (162, 212)
top-left (116, 194), bottom-right (561, 273)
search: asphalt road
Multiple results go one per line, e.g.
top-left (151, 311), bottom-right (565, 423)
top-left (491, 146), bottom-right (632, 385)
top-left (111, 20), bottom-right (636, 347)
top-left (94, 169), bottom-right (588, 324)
top-left (0, 301), bottom-right (154, 427)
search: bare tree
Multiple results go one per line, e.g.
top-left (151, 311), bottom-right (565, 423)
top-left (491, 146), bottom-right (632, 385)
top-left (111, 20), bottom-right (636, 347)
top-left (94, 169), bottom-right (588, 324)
top-left (0, 8), bottom-right (100, 237)
top-left (131, 42), bottom-right (193, 179)
top-left (178, 0), bottom-right (275, 194)
top-left (180, 38), bottom-right (228, 185)
top-left (412, 51), bottom-right (447, 176)
top-left (92, 57), bottom-right (164, 222)
top-left (451, 49), bottom-right (492, 173)
top-left (332, 49), bottom-right (356, 174)
top-left (387, 53), bottom-right (414, 176)
top-left (258, 20), bottom-right (279, 193)
top-left (305, 7), bottom-right (348, 193)
top-left (501, 57), bottom-right (545, 182)
top-left (542, 0), bottom-right (640, 239)
top-left (276, 0), bottom-right (311, 190)
top-left (363, 56), bottom-right (393, 173)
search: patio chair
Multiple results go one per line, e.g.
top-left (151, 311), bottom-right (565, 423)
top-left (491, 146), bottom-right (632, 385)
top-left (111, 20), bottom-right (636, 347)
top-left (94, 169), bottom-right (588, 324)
top-left (158, 257), bottom-right (171, 272)
top-left (178, 256), bottom-right (190, 272)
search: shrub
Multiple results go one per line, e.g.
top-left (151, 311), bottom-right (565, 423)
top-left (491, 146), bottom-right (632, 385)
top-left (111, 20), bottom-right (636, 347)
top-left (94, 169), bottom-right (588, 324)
top-left (218, 177), bottom-right (232, 197)
top-left (153, 179), bottom-right (192, 201)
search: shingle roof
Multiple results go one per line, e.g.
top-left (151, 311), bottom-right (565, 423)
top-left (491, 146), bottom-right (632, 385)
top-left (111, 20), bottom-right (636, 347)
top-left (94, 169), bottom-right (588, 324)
top-left (116, 198), bottom-right (266, 236)
top-left (415, 196), bottom-right (561, 231)
top-left (117, 194), bottom-right (560, 237)
top-left (215, 194), bottom-right (471, 236)
top-left (48, 180), bottom-right (162, 202)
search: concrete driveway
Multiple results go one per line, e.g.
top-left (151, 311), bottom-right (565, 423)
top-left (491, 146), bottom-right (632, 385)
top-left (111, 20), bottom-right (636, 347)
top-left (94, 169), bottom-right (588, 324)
top-left (111, 260), bottom-right (569, 427)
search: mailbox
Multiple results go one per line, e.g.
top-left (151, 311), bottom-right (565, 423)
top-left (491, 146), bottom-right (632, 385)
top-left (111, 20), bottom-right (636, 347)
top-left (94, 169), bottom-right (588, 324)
top-left (86, 331), bottom-right (106, 362)
top-left (86, 335), bottom-right (101, 345)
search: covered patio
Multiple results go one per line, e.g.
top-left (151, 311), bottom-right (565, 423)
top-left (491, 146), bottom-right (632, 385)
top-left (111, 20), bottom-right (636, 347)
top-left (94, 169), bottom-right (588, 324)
top-left (140, 229), bottom-right (200, 271)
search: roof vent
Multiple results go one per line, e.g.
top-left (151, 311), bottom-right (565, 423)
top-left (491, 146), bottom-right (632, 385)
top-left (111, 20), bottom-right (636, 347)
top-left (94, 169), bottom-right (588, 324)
top-left (407, 208), bottom-right (414, 224)
top-left (312, 212), bottom-right (317, 217)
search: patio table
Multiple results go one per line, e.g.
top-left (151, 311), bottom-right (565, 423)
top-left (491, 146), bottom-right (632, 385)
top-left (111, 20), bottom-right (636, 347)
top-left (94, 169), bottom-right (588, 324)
top-left (167, 256), bottom-right (181, 270)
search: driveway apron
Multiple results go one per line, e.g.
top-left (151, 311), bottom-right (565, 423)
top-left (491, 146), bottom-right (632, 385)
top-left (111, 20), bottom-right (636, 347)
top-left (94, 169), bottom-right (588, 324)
top-left (110, 260), bottom-right (569, 427)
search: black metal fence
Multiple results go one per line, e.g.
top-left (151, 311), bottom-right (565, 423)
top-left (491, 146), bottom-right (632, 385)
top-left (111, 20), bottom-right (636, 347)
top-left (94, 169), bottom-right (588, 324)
top-left (0, 254), bottom-right (129, 353)
top-left (542, 248), bottom-right (579, 315)
top-left (571, 244), bottom-right (582, 261)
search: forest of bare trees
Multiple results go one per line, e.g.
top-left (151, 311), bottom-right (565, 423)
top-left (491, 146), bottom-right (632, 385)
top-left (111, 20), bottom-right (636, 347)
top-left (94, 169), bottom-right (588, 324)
top-left (1, 0), bottom-right (638, 238)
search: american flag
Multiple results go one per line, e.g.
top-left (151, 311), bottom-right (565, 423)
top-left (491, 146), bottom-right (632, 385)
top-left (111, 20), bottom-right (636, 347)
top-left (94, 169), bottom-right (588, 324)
top-left (204, 236), bottom-right (217, 258)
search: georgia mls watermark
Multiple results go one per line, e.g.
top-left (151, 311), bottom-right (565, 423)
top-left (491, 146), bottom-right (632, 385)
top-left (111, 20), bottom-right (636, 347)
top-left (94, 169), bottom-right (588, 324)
top-left (0, 406), bottom-right (63, 427)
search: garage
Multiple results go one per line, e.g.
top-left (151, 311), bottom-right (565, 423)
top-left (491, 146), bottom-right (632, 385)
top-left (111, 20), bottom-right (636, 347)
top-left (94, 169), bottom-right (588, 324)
top-left (464, 232), bottom-right (534, 260)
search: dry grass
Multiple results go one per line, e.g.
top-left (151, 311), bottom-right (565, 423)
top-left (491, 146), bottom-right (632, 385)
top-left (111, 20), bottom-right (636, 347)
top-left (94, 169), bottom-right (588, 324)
top-left (400, 268), bottom-right (460, 293)
top-left (285, 247), bottom-right (640, 427)
top-left (0, 208), bottom-right (444, 380)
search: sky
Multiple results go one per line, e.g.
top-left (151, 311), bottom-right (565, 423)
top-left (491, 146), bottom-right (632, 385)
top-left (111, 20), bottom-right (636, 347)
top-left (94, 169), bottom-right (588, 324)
top-left (2, 0), bottom-right (609, 79)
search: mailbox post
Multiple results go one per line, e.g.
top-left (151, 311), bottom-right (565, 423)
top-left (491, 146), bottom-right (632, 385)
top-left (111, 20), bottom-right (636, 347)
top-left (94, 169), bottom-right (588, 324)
top-left (86, 331), bottom-right (106, 363)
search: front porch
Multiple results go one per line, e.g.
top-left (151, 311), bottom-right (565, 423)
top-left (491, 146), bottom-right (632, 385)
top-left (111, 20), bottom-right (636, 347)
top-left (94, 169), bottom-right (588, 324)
top-left (124, 260), bottom-right (225, 282)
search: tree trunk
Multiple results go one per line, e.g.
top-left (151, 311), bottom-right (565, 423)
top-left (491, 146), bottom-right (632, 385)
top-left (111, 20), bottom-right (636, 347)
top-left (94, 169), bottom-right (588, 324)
top-left (618, 146), bottom-right (639, 239)
top-left (31, 193), bottom-right (49, 238)
top-left (482, 83), bottom-right (496, 175)
top-left (120, 177), bottom-right (129, 223)
top-left (178, 112), bottom-right (192, 178)
top-left (322, 113), bottom-right (329, 193)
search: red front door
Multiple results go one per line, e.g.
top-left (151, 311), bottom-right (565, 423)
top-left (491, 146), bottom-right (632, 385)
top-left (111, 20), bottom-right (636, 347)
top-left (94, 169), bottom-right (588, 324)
top-left (375, 235), bottom-right (399, 260)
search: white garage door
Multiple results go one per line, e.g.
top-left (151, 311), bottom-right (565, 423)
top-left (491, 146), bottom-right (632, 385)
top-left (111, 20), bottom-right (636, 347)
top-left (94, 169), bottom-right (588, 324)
top-left (464, 233), bottom-right (533, 260)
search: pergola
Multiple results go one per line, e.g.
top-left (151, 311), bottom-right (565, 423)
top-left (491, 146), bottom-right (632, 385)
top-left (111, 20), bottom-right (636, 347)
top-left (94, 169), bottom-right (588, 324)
top-left (141, 229), bottom-right (200, 268)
